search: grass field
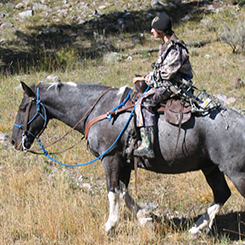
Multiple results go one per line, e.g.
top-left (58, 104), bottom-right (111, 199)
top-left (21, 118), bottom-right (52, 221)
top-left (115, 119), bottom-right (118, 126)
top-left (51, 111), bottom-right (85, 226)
top-left (1, 1), bottom-right (245, 244)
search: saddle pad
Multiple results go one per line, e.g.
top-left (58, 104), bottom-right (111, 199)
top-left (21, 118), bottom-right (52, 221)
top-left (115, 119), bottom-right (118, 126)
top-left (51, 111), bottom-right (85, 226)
top-left (164, 99), bottom-right (192, 125)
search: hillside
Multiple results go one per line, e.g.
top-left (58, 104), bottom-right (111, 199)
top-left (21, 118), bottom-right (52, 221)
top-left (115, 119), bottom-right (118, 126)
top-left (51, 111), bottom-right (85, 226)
top-left (1, 0), bottom-right (245, 244)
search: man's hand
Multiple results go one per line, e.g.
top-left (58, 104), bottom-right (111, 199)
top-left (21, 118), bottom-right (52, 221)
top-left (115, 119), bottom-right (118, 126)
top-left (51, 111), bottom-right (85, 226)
top-left (133, 76), bottom-right (146, 84)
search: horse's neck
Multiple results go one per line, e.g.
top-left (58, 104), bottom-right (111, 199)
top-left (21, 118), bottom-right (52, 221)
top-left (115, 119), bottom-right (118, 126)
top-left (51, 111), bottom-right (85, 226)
top-left (42, 84), bottom-right (119, 134)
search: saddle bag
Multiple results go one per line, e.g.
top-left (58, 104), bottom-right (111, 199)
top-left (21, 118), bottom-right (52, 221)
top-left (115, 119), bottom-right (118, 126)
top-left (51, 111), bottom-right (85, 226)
top-left (164, 98), bottom-right (192, 125)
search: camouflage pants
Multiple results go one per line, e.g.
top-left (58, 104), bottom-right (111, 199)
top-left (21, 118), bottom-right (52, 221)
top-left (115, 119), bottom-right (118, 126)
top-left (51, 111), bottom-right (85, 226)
top-left (135, 86), bottom-right (171, 127)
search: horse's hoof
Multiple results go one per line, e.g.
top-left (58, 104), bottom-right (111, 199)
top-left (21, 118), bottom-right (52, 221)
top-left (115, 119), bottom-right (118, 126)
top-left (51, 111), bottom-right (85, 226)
top-left (137, 209), bottom-right (153, 228)
top-left (105, 220), bottom-right (120, 235)
top-left (105, 222), bottom-right (114, 234)
top-left (188, 227), bottom-right (202, 240)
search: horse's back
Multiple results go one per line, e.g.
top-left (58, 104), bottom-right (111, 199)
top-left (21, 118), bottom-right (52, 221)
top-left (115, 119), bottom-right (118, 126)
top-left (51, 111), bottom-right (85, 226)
top-left (150, 107), bottom-right (244, 173)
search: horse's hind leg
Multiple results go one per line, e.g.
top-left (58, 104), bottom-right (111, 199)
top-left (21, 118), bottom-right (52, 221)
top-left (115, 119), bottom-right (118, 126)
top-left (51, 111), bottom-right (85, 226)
top-left (189, 166), bottom-right (231, 237)
top-left (226, 172), bottom-right (245, 198)
top-left (120, 165), bottom-right (153, 228)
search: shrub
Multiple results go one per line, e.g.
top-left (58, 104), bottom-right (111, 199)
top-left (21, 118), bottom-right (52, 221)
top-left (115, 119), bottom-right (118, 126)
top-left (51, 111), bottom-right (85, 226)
top-left (219, 20), bottom-right (245, 53)
top-left (56, 47), bottom-right (77, 70)
top-left (200, 17), bottom-right (215, 32)
top-left (231, 0), bottom-right (245, 6)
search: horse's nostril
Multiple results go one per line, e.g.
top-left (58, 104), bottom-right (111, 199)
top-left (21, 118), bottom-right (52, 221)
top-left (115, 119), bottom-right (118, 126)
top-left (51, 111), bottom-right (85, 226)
top-left (11, 139), bottom-right (15, 145)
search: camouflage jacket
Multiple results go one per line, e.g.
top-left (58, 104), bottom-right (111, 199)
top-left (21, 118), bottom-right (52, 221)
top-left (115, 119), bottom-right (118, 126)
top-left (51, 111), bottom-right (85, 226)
top-left (148, 33), bottom-right (193, 87)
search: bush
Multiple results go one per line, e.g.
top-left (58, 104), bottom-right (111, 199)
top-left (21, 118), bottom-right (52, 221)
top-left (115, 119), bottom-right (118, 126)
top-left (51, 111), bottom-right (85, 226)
top-left (219, 20), bottom-right (245, 53)
top-left (231, 0), bottom-right (245, 6)
top-left (200, 17), bottom-right (215, 32)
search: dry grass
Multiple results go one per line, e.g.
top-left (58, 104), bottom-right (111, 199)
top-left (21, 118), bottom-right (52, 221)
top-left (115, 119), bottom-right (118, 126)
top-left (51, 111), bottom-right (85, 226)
top-left (1, 3), bottom-right (245, 244)
top-left (2, 139), bottom-right (245, 244)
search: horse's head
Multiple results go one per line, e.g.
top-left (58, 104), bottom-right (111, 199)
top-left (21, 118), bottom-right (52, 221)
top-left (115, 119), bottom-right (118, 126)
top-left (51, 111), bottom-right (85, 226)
top-left (11, 82), bottom-right (48, 151)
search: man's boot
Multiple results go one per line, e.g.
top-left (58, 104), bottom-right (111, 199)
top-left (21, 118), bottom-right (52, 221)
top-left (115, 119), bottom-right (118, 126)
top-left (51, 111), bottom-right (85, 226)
top-left (133, 126), bottom-right (155, 159)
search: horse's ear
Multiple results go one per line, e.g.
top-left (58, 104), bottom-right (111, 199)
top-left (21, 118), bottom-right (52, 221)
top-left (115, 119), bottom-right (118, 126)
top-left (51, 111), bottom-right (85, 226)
top-left (21, 82), bottom-right (36, 99)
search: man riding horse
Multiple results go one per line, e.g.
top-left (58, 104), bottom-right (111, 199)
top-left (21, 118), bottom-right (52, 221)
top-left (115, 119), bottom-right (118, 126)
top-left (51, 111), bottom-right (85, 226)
top-left (133, 12), bottom-right (193, 159)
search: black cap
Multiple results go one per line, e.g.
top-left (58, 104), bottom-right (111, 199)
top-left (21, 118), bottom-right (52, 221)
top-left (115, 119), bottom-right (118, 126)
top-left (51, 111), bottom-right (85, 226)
top-left (151, 12), bottom-right (172, 33)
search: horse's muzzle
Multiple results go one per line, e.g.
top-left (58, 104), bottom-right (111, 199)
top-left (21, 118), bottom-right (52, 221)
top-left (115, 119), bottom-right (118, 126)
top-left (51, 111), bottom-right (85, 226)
top-left (12, 136), bottom-right (32, 151)
top-left (11, 139), bottom-right (22, 151)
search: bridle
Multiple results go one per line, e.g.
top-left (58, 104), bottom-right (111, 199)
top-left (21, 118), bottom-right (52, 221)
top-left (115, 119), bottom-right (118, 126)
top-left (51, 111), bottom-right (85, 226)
top-left (13, 86), bottom-right (114, 152)
top-left (12, 85), bottom-right (141, 170)
top-left (14, 87), bottom-right (48, 151)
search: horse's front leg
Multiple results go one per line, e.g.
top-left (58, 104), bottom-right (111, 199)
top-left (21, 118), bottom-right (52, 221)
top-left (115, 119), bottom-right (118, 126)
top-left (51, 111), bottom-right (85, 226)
top-left (102, 155), bottom-right (153, 233)
top-left (102, 155), bottom-right (126, 233)
top-left (124, 190), bottom-right (154, 227)
top-left (105, 187), bottom-right (122, 233)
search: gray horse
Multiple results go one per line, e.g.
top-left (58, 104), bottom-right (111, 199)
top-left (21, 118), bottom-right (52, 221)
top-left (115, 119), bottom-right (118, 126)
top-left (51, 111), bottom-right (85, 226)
top-left (11, 80), bottom-right (245, 237)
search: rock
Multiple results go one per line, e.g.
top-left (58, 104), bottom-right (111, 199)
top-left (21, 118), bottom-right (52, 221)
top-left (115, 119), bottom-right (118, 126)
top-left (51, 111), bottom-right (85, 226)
top-left (7, 3), bottom-right (15, 9)
top-left (82, 183), bottom-right (91, 191)
top-left (127, 56), bottom-right (132, 61)
top-left (1, 22), bottom-right (14, 29)
top-left (0, 132), bottom-right (10, 144)
top-left (181, 14), bottom-right (191, 21)
top-left (0, 12), bottom-right (5, 18)
top-left (19, 10), bottom-right (33, 19)
top-left (231, 77), bottom-right (244, 89)
top-left (77, 17), bottom-right (86, 25)
top-left (46, 74), bottom-right (61, 83)
top-left (58, 9), bottom-right (68, 18)
top-left (151, 0), bottom-right (167, 9)
top-left (205, 54), bottom-right (211, 58)
top-left (215, 94), bottom-right (236, 105)
top-left (139, 202), bottom-right (158, 211)
top-left (103, 52), bottom-right (122, 64)
top-left (15, 3), bottom-right (24, 9)
top-left (117, 18), bottom-right (124, 26)
top-left (32, 3), bottom-right (47, 10)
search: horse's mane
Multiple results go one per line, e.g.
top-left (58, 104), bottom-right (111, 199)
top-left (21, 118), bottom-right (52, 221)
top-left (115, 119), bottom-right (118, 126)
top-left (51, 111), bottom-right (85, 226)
top-left (36, 80), bottom-right (80, 93)
top-left (37, 80), bottom-right (109, 91)
top-left (36, 80), bottom-right (62, 91)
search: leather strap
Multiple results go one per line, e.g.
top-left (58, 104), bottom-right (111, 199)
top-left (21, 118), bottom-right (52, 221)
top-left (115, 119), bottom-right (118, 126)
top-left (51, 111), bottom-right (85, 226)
top-left (23, 98), bottom-right (34, 136)
top-left (84, 103), bottom-right (135, 139)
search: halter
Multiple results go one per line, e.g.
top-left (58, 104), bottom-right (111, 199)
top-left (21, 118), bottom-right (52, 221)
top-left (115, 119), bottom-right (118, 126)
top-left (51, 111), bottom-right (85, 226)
top-left (14, 87), bottom-right (48, 151)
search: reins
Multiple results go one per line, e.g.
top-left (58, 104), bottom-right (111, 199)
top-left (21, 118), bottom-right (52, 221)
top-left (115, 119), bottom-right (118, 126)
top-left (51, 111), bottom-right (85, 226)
top-left (36, 88), bottom-right (135, 167)
top-left (27, 87), bottom-right (113, 154)
top-left (14, 85), bottom-right (136, 167)
top-left (37, 106), bottom-right (135, 167)
top-left (84, 103), bottom-right (135, 139)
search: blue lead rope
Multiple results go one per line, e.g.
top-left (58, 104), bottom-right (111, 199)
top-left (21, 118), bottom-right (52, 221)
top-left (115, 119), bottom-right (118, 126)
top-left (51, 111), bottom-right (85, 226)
top-left (108, 89), bottom-right (132, 121)
top-left (33, 85), bottom-right (150, 167)
top-left (38, 106), bottom-right (135, 167)
top-left (37, 89), bottom-right (137, 167)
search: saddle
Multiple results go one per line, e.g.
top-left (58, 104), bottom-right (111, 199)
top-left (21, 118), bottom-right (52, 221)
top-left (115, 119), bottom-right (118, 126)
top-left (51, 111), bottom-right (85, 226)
top-left (163, 98), bottom-right (191, 125)
top-left (130, 79), bottom-right (192, 126)
top-left (123, 79), bottom-right (192, 164)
